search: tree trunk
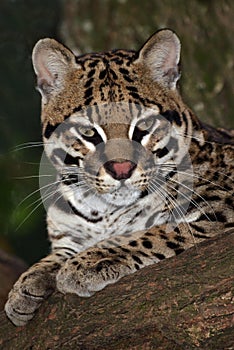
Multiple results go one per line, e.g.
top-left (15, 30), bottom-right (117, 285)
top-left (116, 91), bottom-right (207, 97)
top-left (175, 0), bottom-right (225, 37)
top-left (0, 231), bottom-right (233, 350)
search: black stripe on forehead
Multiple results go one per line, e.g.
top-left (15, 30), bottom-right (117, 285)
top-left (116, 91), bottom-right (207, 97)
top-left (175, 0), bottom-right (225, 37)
top-left (86, 105), bottom-right (94, 123)
top-left (129, 102), bottom-right (142, 119)
top-left (88, 103), bottom-right (133, 125)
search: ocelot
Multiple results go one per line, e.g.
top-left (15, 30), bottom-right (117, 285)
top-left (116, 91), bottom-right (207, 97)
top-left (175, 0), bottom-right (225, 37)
top-left (5, 29), bottom-right (233, 326)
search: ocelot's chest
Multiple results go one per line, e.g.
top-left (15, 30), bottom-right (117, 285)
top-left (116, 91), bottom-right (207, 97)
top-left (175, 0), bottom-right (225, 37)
top-left (47, 186), bottom-right (170, 251)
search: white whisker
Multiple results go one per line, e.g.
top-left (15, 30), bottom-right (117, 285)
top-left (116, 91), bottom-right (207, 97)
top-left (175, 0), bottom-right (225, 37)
top-left (13, 175), bottom-right (54, 180)
top-left (156, 175), bottom-right (214, 222)
top-left (148, 178), bottom-right (195, 244)
top-left (12, 141), bottom-right (54, 153)
top-left (159, 165), bottom-right (232, 192)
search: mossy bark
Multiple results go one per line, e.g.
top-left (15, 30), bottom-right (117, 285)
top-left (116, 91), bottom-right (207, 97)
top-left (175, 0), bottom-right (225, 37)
top-left (0, 231), bottom-right (233, 350)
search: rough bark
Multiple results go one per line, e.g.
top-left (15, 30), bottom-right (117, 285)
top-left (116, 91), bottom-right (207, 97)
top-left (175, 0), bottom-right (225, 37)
top-left (0, 231), bottom-right (233, 350)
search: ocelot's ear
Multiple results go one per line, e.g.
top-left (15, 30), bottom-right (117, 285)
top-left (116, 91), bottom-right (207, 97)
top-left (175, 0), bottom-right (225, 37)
top-left (32, 38), bottom-right (77, 99)
top-left (136, 29), bottom-right (181, 89)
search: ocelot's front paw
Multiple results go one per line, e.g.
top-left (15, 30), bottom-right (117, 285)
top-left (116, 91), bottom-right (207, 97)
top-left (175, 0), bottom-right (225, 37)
top-left (5, 270), bottom-right (55, 326)
top-left (56, 255), bottom-right (131, 297)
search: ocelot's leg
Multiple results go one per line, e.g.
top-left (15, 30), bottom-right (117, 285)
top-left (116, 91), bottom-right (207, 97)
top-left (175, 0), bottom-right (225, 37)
top-left (5, 249), bottom-right (73, 326)
top-left (56, 223), bottom-right (204, 297)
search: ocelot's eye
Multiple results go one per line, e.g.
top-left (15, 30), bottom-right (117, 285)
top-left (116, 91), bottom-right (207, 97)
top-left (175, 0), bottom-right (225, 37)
top-left (79, 126), bottom-right (95, 137)
top-left (137, 117), bottom-right (154, 131)
top-left (132, 116), bottom-right (156, 143)
top-left (78, 126), bottom-right (103, 146)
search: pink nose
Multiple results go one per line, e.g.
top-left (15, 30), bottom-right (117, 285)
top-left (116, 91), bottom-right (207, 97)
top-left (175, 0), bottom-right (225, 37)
top-left (104, 160), bottom-right (136, 180)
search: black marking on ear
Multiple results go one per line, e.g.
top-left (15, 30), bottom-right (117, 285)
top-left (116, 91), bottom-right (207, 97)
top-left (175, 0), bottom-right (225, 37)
top-left (44, 122), bottom-right (60, 139)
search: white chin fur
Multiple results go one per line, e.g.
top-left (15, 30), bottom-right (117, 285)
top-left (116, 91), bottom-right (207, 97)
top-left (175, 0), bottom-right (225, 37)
top-left (102, 186), bottom-right (141, 207)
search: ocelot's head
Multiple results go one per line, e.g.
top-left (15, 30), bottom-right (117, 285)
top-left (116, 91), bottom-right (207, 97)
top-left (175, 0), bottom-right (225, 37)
top-left (33, 29), bottom-right (193, 207)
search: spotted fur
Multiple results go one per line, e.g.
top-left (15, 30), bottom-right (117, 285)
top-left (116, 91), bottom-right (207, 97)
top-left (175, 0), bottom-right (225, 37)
top-left (5, 29), bottom-right (233, 326)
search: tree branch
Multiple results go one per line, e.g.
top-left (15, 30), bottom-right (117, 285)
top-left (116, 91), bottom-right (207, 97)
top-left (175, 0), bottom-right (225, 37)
top-left (0, 231), bottom-right (233, 350)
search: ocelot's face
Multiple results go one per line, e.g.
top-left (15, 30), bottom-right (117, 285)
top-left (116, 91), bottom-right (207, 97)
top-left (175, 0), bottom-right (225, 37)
top-left (44, 102), bottom-right (187, 207)
top-left (33, 32), bottom-right (192, 208)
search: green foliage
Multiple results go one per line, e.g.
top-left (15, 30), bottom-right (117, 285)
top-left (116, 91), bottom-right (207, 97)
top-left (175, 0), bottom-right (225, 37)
top-left (0, 0), bottom-right (61, 262)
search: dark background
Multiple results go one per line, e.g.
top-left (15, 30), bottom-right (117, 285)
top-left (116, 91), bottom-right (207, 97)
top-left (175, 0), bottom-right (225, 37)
top-left (0, 0), bottom-right (233, 264)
